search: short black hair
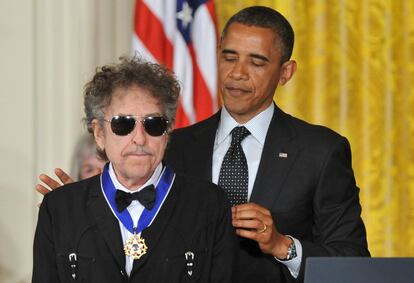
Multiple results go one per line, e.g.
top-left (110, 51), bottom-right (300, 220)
top-left (221, 6), bottom-right (294, 62)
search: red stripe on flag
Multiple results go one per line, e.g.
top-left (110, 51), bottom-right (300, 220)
top-left (134, 0), bottom-right (174, 69)
top-left (175, 102), bottom-right (191, 129)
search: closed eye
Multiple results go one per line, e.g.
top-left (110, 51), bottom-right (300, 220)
top-left (221, 49), bottom-right (239, 62)
top-left (250, 53), bottom-right (269, 66)
top-left (222, 54), bottom-right (238, 62)
top-left (252, 60), bottom-right (266, 67)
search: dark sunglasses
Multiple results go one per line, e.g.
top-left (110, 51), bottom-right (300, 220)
top-left (104, 115), bottom-right (169, 137)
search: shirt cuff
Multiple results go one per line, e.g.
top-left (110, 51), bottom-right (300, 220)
top-left (274, 236), bottom-right (302, 278)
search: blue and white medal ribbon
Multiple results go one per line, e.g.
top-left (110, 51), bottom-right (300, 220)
top-left (101, 163), bottom-right (175, 259)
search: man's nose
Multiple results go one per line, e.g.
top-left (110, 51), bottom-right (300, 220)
top-left (131, 121), bottom-right (147, 145)
top-left (229, 61), bottom-right (248, 80)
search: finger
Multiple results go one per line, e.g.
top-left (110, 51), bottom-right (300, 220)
top-left (36, 184), bottom-right (51, 196)
top-left (232, 218), bottom-right (263, 231)
top-left (233, 208), bottom-right (267, 221)
top-left (235, 227), bottom-right (268, 242)
top-left (55, 168), bottom-right (74, 184)
top-left (233, 203), bottom-right (271, 215)
top-left (39, 174), bottom-right (62, 190)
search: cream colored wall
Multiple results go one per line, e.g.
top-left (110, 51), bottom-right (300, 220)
top-left (0, 1), bottom-right (134, 282)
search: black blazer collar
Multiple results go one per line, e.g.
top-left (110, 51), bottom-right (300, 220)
top-left (86, 177), bottom-right (126, 272)
top-left (188, 105), bottom-right (298, 209)
top-left (130, 176), bottom-right (179, 275)
top-left (249, 104), bottom-right (299, 208)
top-left (186, 111), bottom-right (221, 181)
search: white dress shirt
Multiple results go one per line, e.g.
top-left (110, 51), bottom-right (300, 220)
top-left (108, 163), bottom-right (163, 276)
top-left (212, 104), bottom-right (302, 278)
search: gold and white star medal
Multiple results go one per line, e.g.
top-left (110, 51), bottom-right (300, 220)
top-left (123, 229), bottom-right (148, 260)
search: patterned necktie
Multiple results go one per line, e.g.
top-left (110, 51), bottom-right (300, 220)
top-left (218, 126), bottom-right (251, 206)
top-left (115, 184), bottom-right (156, 212)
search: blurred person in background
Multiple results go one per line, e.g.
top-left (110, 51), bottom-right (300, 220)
top-left (36, 134), bottom-right (106, 195)
top-left (71, 134), bottom-right (107, 180)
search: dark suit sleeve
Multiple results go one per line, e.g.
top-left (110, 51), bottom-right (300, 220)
top-left (32, 195), bottom-right (60, 283)
top-left (295, 136), bottom-right (369, 281)
top-left (210, 190), bottom-right (238, 282)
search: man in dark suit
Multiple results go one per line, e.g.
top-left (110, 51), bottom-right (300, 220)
top-left (37, 6), bottom-right (369, 283)
top-left (166, 6), bottom-right (369, 283)
top-left (32, 57), bottom-right (236, 283)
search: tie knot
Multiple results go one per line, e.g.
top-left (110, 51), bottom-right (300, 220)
top-left (231, 126), bottom-right (251, 146)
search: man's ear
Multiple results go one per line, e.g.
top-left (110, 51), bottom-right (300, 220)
top-left (92, 119), bottom-right (105, 151)
top-left (279, 60), bottom-right (297, 85)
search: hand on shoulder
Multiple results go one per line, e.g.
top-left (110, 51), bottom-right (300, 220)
top-left (35, 168), bottom-right (75, 207)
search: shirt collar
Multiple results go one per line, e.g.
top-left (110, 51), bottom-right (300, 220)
top-left (216, 103), bottom-right (274, 146)
top-left (108, 162), bottom-right (163, 193)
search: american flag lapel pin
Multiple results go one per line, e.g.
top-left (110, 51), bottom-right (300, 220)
top-left (278, 152), bottom-right (288, 158)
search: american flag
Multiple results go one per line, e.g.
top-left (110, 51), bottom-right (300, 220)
top-left (133, 0), bottom-right (219, 128)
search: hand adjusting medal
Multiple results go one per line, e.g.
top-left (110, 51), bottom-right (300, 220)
top-left (124, 227), bottom-right (148, 260)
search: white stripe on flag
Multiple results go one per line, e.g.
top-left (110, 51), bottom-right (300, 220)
top-left (192, 5), bottom-right (218, 110)
top-left (173, 33), bottom-right (196, 124)
top-left (132, 33), bottom-right (157, 63)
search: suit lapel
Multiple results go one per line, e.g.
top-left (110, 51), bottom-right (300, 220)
top-left (250, 106), bottom-right (298, 208)
top-left (130, 177), bottom-right (180, 275)
top-left (187, 112), bottom-right (220, 181)
top-left (186, 108), bottom-right (298, 209)
top-left (86, 177), bottom-right (125, 271)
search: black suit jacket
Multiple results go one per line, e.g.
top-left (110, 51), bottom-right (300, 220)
top-left (166, 105), bottom-right (370, 283)
top-left (33, 173), bottom-right (236, 283)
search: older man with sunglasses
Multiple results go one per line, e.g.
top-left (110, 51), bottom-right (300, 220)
top-left (32, 57), bottom-right (236, 283)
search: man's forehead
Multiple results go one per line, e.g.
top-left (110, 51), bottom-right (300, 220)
top-left (111, 86), bottom-right (159, 102)
top-left (223, 23), bottom-right (278, 39)
top-left (221, 23), bottom-right (279, 48)
top-left (107, 88), bottom-right (162, 113)
top-left (219, 23), bottom-right (281, 60)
